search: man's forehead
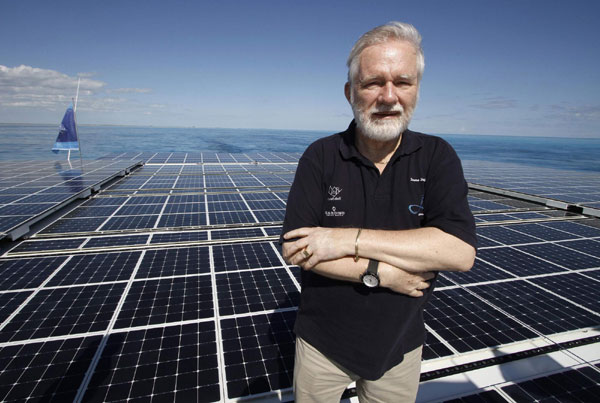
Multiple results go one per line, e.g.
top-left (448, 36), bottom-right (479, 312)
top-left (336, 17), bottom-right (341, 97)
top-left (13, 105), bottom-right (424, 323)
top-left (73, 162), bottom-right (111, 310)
top-left (357, 40), bottom-right (418, 76)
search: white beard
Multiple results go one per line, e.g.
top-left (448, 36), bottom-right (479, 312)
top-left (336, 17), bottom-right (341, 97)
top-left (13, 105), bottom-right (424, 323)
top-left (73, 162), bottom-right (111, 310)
top-left (351, 101), bottom-right (413, 142)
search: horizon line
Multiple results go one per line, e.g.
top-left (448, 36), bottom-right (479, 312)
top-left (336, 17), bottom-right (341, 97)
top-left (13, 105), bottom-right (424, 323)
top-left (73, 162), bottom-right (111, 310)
top-left (0, 122), bottom-right (598, 140)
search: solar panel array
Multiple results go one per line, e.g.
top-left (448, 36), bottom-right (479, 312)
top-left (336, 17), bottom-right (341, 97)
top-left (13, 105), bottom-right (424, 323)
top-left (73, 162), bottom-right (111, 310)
top-left (0, 160), bottom-right (142, 240)
top-left (0, 152), bottom-right (598, 402)
top-left (463, 160), bottom-right (600, 215)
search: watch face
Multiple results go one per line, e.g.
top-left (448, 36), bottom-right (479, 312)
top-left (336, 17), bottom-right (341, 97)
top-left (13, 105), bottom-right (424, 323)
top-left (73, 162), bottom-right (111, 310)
top-left (362, 274), bottom-right (379, 288)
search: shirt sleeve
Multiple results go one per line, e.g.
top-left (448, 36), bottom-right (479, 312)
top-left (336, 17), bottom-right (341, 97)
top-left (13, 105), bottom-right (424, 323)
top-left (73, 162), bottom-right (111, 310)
top-left (422, 139), bottom-right (477, 248)
top-left (279, 143), bottom-right (324, 243)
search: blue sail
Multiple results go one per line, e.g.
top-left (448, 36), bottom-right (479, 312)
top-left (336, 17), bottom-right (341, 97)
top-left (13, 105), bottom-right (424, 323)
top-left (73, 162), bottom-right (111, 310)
top-left (52, 103), bottom-right (79, 153)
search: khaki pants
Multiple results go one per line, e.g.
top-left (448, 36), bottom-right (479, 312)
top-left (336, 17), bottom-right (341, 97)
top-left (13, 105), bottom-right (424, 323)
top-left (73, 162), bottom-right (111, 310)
top-left (294, 337), bottom-right (422, 403)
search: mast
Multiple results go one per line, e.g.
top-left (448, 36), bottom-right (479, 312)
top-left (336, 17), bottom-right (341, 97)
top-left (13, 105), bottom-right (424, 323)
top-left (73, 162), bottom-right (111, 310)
top-left (74, 77), bottom-right (83, 169)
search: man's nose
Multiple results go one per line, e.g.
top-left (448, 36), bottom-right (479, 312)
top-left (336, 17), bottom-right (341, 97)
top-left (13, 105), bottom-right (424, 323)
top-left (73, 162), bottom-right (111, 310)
top-left (379, 82), bottom-right (397, 104)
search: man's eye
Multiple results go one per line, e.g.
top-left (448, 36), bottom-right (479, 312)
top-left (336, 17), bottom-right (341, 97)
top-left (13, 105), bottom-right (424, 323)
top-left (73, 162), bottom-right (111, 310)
top-left (364, 81), bottom-right (381, 88)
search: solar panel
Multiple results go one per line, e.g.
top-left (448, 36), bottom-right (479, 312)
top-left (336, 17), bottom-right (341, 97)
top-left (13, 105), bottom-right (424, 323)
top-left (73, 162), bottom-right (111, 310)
top-left (477, 247), bottom-right (567, 276)
top-left (115, 204), bottom-right (164, 215)
top-left (528, 272), bottom-right (600, 312)
top-left (157, 213), bottom-right (206, 228)
top-left (421, 331), bottom-right (454, 360)
top-left (464, 160), bottom-right (600, 213)
top-left (447, 365), bottom-right (600, 402)
top-left (0, 336), bottom-right (102, 402)
top-left (543, 220), bottom-right (600, 237)
top-left (557, 239), bottom-right (600, 256)
top-left (0, 159), bottom-right (142, 240)
top-left (7, 238), bottom-right (85, 254)
top-left (0, 292), bottom-right (33, 323)
top-left (0, 256), bottom-right (68, 289)
top-left (0, 153), bottom-right (598, 402)
top-left (82, 322), bottom-right (221, 401)
top-left (65, 206), bottom-right (121, 218)
top-left (84, 234), bottom-right (150, 249)
top-left (40, 217), bottom-right (107, 234)
top-left (137, 247), bottom-right (211, 278)
top-left (466, 280), bottom-right (598, 335)
top-left (263, 226), bottom-right (283, 236)
top-left (212, 242), bottom-right (282, 272)
top-left (209, 211), bottom-right (255, 225)
top-left (46, 251), bottom-right (142, 286)
top-left (500, 365), bottom-right (600, 402)
top-left (221, 311), bottom-right (296, 399)
top-left (442, 258), bottom-right (517, 284)
top-left (0, 282), bottom-right (126, 342)
top-left (424, 287), bottom-right (538, 353)
top-left (516, 243), bottom-right (600, 270)
top-left (151, 231), bottom-right (209, 244)
top-left (210, 227), bottom-right (266, 240)
top-left (101, 215), bottom-right (159, 231)
top-left (216, 268), bottom-right (299, 316)
top-left (114, 276), bottom-right (214, 328)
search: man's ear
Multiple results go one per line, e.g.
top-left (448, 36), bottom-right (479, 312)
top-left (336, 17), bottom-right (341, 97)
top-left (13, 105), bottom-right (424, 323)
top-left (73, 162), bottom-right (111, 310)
top-left (344, 82), bottom-right (351, 104)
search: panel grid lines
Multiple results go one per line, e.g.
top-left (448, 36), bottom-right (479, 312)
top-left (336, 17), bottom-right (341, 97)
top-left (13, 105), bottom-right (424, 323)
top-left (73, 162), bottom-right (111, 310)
top-left (463, 280), bottom-right (599, 335)
top-left (1, 154), bottom-right (599, 402)
top-left (216, 268), bottom-right (300, 316)
top-left (425, 287), bottom-right (538, 353)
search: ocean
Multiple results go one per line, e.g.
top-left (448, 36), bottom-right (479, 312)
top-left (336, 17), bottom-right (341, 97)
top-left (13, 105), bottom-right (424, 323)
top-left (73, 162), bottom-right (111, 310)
top-left (0, 124), bottom-right (598, 173)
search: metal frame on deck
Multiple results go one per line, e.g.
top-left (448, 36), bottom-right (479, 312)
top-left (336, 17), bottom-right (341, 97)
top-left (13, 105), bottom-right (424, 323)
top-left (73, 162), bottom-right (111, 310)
top-left (0, 160), bottom-right (143, 241)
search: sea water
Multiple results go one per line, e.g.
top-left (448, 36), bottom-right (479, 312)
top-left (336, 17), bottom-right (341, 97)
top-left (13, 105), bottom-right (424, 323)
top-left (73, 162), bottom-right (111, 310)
top-left (0, 124), bottom-right (598, 173)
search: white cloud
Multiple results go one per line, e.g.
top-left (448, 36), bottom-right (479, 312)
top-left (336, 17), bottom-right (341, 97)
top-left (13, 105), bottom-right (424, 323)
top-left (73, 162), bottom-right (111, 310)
top-left (0, 65), bottom-right (106, 109)
top-left (0, 65), bottom-right (106, 103)
top-left (0, 65), bottom-right (156, 119)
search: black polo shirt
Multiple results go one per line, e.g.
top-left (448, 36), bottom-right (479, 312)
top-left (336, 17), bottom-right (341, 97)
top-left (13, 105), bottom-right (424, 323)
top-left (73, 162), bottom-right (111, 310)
top-left (282, 121), bottom-right (476, 380)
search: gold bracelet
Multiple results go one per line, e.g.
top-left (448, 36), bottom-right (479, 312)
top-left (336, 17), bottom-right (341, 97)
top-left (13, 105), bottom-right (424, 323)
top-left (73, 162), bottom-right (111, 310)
top-left (354, 228), bottom-right (362, 262)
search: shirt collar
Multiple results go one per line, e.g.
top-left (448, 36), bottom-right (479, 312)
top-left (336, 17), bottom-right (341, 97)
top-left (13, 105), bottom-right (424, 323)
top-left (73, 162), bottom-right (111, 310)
top-left (339, 120), bottom-right (423, 164)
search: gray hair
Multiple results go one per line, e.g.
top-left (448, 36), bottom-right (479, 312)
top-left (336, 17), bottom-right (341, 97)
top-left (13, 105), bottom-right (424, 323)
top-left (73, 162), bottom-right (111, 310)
top-left (347, 21), bottom-right (425, 85)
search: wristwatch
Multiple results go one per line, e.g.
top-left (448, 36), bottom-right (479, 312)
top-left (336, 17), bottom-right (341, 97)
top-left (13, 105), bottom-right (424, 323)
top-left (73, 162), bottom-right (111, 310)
top-left (361, 259), bottom-right (380, 288)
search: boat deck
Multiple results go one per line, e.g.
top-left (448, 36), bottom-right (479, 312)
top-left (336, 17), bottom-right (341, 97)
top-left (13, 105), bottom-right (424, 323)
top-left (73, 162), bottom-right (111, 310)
top-left (0, 153), bottom-right (598, 402)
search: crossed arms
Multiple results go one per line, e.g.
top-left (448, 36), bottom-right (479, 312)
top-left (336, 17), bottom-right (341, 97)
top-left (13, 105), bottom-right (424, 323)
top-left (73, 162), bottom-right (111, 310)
top-left (282, 226), bottom-right (476, 297)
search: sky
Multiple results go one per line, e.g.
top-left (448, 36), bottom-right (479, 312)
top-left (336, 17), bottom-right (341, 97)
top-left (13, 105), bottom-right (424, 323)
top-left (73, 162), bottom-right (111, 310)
top-left (1, 0), bottom-right (599, 138)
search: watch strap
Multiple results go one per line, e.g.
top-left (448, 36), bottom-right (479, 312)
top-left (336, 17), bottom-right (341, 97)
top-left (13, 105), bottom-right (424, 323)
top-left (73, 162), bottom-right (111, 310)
top-left (367, 259), bottom-right (379, 276)
top-left (361, 259), bottom-right (380, 287)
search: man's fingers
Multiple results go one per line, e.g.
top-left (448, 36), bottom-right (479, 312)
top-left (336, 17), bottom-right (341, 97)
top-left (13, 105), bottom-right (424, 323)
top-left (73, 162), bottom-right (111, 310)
top-left (289, 252), bottom-right (302, 267)
top-left (285, 247), bottom-right (313, 269)
top-left (282, 242), bottom-right (300, 261)
top-left (409, 289), bottom-right (423, 297)
top-left (302, 255), bottom-right (316, 271)
top-left (282, 239), bottom-right (309, 260)
top-left (283, 227), bottom-right (312, 240)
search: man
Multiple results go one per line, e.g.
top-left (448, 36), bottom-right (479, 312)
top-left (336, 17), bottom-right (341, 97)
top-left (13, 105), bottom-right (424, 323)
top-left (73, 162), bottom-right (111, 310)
top-left (281, 22), bottom-right (476, 402)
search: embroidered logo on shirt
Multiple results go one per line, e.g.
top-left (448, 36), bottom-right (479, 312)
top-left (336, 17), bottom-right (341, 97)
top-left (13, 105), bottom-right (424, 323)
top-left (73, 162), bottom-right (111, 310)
top-left (410, 177), bottom-right (426, 182)
top-left (327, 186), bottom-right (342, 201)
top-left (325, 206), bottom-right (345, 217)
top-left (408, 195), bottom-right (424, 216)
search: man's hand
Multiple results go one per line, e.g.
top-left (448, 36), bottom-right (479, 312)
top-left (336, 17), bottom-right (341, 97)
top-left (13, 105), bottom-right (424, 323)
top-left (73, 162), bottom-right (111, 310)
top-left (379, 262), bottom-right (434, 297)
top-left (282, 227), bottom-right (355, 270)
